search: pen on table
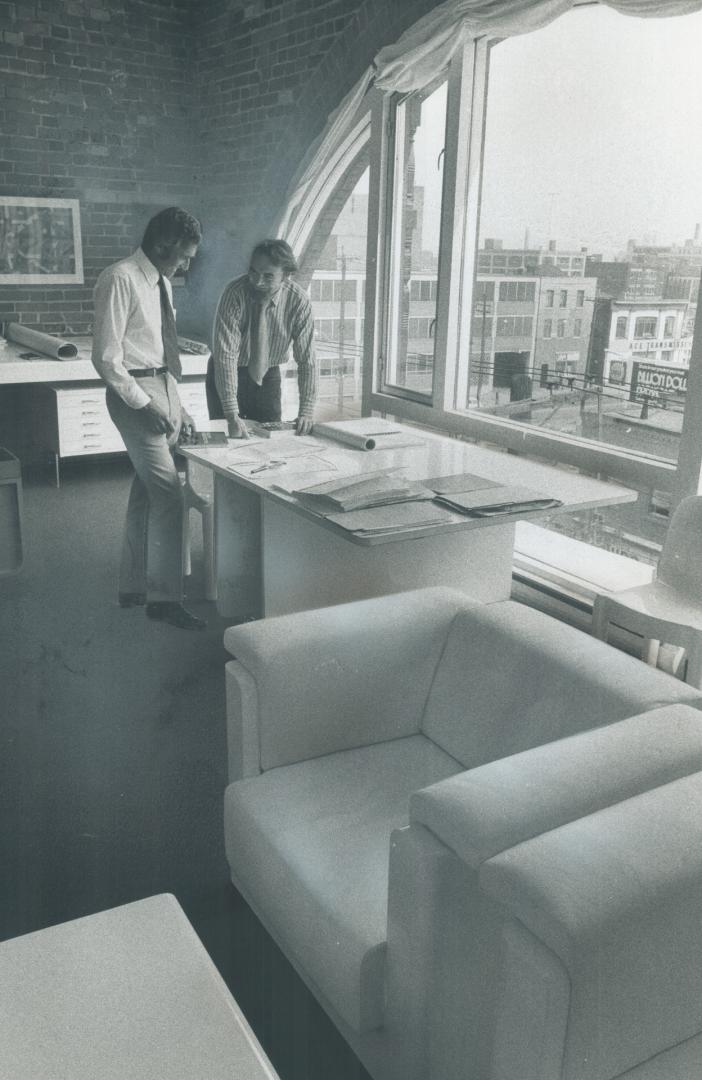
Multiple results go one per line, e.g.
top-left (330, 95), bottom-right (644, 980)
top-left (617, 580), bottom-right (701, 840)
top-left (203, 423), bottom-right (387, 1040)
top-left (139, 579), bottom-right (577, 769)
top-left (250, 460), bottom-right (287, 473)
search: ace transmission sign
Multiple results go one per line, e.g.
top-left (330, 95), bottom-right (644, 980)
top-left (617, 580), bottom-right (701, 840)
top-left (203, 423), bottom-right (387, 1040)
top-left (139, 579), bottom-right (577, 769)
top-left (629, 362), bottom-right (688, 406)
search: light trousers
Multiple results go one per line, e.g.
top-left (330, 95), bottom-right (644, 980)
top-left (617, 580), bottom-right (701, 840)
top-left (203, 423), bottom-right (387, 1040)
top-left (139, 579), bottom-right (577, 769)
top-left (106, 372), bottom-right (184, 602)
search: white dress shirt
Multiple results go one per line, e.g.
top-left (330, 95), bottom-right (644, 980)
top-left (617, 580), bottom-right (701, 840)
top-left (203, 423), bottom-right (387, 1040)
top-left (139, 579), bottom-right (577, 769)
top-left (92, 247), bottom-right (174, 409)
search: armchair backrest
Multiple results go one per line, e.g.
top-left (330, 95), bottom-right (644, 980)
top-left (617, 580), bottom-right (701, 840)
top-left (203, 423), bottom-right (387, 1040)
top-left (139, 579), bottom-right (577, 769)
top-left (421, 601), bottom-right (702, 768)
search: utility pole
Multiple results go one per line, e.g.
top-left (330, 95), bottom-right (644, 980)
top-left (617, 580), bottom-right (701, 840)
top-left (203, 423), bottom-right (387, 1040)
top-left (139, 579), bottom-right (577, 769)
top-left (477, 291), bottom-right (487, 407)
top-left (338, 247), bottom-right (347, 414)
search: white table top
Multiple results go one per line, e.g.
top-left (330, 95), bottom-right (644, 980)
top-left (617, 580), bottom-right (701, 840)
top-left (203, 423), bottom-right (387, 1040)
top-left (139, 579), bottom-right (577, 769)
top-left (0, 894), bottom-right (279, 1080)
top-left (181, 421), bottom-right (637, 546)
top-left (0, 336), bottom-right (209, 385)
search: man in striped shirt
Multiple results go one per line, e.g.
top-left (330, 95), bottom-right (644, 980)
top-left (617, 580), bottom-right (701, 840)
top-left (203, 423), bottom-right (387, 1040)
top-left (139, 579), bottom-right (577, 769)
top-left (207, 239), bottom-right (317, 438)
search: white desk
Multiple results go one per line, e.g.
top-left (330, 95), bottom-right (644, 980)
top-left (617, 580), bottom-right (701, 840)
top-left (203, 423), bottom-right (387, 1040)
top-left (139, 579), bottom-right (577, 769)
top-left (0, 336), bottom-right (209, 385)
top-left (0, 894), bottom-right (280, 1080)
top-left (182, 423), bottom-right (637, 618)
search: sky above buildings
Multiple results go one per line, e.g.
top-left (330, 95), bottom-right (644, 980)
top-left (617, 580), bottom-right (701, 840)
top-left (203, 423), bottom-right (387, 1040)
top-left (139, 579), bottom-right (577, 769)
top-left (412, 4), bottom-right (702, 259)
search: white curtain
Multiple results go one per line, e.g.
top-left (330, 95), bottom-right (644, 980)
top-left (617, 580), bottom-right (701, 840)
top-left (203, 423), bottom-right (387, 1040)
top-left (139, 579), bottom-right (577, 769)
top-left (279, 0), bottom-right (702, 243)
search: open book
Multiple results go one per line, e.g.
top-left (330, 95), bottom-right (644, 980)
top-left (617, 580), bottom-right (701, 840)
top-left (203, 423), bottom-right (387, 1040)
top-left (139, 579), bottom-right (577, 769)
top-left (313, 418), bottom-right (425, 451)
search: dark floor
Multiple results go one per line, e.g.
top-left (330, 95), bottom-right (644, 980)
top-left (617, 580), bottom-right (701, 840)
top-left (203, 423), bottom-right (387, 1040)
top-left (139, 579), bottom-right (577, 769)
top-left (0, 455), bottom-right (369, 1080)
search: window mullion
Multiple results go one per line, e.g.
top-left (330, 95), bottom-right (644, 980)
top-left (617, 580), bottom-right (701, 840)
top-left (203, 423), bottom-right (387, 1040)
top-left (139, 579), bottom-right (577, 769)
top-left (440, 37), bottom-right (489, 415)
top-left (362, 93), bottom-right (390, 414)
top-left (428, 45), bottom-right (471, 413)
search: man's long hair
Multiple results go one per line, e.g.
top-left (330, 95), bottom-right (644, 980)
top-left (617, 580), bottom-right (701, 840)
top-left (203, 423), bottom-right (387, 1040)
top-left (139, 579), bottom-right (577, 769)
top-left (142, 207), bottom-right (202, 253)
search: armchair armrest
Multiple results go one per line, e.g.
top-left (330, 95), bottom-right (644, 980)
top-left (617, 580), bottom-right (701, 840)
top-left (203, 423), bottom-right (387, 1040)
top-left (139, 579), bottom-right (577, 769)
top-left (482, 771), bottom-right (702, 1080)
top-left (409, 703), bottom-right (702, 867)
top-left (224, 586), bottom-right (477, 777)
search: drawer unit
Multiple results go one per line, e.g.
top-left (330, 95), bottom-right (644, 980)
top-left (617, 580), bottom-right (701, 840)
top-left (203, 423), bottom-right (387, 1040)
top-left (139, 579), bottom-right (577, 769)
top-left (54, 385), bottom-right (123, 457)
top-left (43, 376), bottom-right (209, 485)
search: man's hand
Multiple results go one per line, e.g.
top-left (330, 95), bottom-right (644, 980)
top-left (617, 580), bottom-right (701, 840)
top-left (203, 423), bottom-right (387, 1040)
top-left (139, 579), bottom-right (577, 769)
top-left (180, 409), bottom-right (197, 441)
top-left (228, 416), bottom-right (250, 439)
top-left (141, 399), bottom-right (174, 435)
top-left (296, 417), bottom-right (313, 436)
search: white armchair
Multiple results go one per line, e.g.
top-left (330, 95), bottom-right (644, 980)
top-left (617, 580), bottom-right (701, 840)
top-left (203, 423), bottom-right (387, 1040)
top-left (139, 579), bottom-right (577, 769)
top-left (222, 588), bottom-right (702, 1080)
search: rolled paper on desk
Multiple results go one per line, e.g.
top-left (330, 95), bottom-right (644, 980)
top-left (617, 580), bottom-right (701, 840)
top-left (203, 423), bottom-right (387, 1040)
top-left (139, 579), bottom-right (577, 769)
top-left (5, 322), bottom-right (78, 360)
top-left (313, 418), bottom-right (424, 451)
top-left (313, 420), bottom-right (378, 450)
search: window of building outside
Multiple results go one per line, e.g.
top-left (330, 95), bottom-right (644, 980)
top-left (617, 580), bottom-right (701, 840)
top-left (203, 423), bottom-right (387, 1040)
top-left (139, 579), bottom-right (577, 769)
top-left (364, 3), bottom-right (702, 568)
top-left (664, 315), bottom-right (675, 337)
top-left (634, 316), bottom-right (657, 339)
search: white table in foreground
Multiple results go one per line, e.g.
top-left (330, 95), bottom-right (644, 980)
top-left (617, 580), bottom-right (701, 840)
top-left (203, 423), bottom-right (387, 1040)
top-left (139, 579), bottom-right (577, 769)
top-left (0, 893), bottom-right (279, 1080)
top-left (182, 423), bottom-right (636, 618)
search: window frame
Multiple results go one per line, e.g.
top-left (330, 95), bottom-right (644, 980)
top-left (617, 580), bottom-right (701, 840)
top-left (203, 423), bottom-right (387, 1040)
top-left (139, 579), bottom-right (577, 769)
top-left (364, 27), bottom-right (702, 500)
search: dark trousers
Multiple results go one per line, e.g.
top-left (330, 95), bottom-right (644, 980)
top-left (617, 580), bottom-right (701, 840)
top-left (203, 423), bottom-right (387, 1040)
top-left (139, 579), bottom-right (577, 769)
top-left (206, 357), bottom-right (282, 422)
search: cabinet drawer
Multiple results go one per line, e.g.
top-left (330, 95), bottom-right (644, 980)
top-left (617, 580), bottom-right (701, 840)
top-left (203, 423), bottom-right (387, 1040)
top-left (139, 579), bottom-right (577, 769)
top-left (59, 434), bottom-right (125, 456)
top-left (55, 389), bottom-right (107, 411)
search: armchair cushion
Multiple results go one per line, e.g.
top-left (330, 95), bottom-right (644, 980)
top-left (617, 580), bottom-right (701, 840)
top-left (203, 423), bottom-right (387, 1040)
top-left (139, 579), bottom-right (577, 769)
top-left (422, 602), bottom-right (702, 768)
top-left (223, 733), bottom-right (460, 1034)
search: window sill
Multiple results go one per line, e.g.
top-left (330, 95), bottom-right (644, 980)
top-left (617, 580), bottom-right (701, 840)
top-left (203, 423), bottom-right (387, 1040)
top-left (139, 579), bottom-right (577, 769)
top-left (512, 521), bottom-right (655, 616)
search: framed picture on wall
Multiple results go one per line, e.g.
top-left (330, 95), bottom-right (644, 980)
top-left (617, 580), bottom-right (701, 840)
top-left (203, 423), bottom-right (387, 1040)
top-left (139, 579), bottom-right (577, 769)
top-left (0, 196), bottom-right (84, 284)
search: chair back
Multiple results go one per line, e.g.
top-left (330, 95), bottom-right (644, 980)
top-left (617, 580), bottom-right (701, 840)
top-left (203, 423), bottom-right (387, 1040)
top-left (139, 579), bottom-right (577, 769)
top-left (658, 495), bottom-right (702, 595)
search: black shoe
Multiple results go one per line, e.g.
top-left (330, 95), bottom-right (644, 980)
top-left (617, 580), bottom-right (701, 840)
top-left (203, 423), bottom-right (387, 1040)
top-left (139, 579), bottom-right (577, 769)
top-left (119, 591), bottom-right (146, 608)
top-left (145, 601), bottom-right (206, 631)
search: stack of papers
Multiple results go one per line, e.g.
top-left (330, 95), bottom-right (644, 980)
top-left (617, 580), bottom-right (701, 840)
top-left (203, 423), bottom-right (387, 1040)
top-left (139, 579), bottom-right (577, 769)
top-left (291, 471), bottom-right (433, 513)
top-left (326, 500), bottom-right (454, 535)
top-left (434, 485), bottom-right (562, 517)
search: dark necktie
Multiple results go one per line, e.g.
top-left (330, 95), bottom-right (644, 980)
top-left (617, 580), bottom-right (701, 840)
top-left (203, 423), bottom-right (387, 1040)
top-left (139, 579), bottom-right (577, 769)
top-left (158, 275), bottom-right (182, 380)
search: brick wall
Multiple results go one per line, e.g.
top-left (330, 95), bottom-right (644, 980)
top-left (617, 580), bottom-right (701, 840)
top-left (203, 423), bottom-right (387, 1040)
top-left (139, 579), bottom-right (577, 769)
top-left (0, 0), bottom-right (197, 336)
top-left (0, 0), bottom-right (444, 341)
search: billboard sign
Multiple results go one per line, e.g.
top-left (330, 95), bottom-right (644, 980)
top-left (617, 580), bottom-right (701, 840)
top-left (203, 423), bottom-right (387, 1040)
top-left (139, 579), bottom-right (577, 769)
top-left (629, 362), bottom-right (687, 404)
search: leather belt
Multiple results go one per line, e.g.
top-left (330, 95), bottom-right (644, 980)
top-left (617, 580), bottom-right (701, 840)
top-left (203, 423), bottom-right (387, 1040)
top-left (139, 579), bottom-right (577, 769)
top-left (129, 366), bottom-right (168, 378)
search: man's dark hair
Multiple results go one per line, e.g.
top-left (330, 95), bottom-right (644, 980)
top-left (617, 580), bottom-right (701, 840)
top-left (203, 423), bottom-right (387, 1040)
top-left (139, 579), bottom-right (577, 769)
top-left (142, 207), bottom-right (202, 252)
top-left (251, 239), bottom-right (298, 275)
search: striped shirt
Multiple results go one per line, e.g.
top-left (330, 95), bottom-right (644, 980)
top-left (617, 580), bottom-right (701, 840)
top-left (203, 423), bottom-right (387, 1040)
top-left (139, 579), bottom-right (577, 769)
top-left (212, 275), bottom-right (318, 420)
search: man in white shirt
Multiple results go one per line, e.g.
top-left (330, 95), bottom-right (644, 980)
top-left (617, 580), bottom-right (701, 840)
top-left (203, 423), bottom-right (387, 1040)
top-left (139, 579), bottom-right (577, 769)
top-left (92, 206), bottom-right (206, 631)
